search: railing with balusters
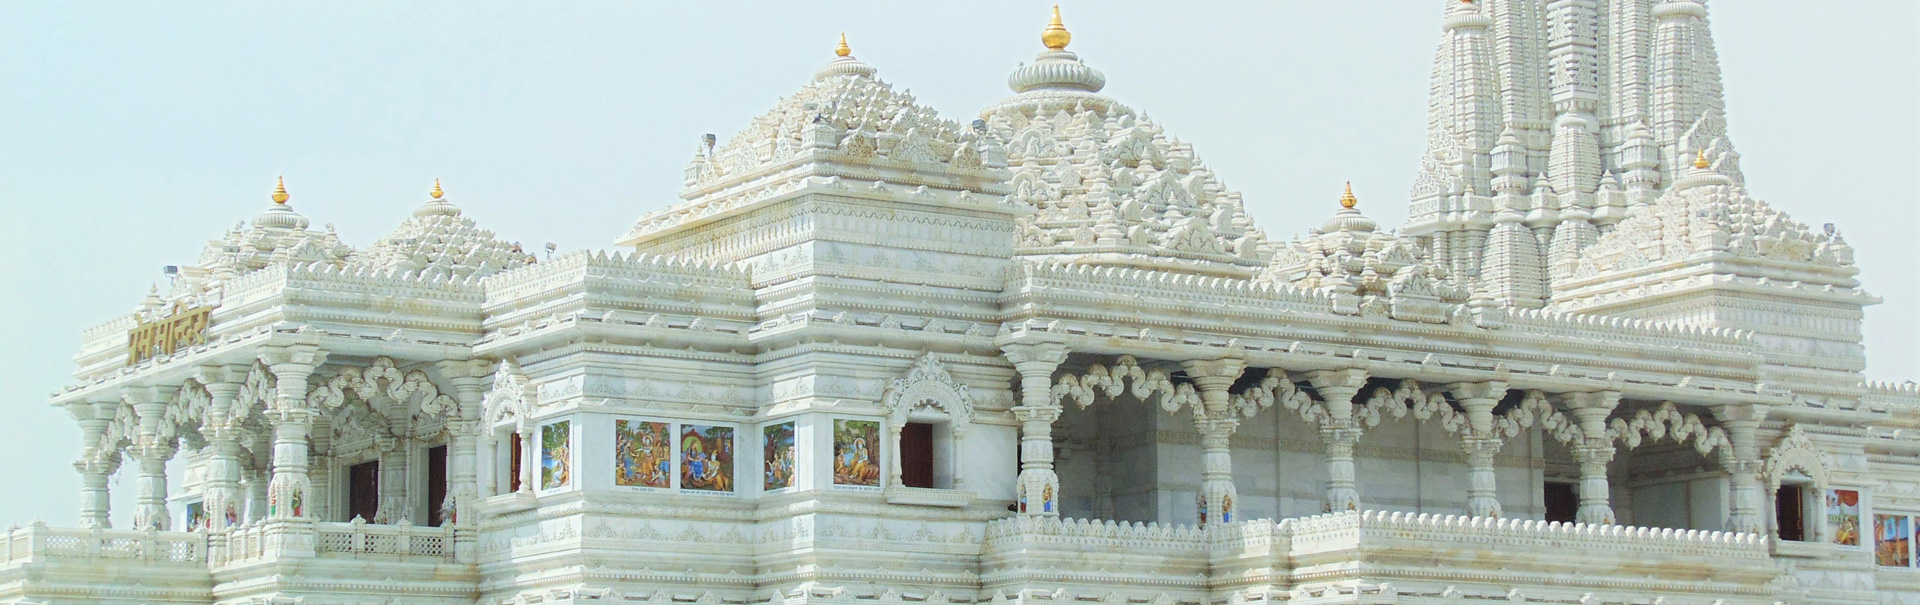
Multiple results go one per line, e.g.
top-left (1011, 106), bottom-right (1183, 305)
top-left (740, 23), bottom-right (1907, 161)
top-left (313, 518), bottom-right (454, 562)
top-left (0, 522), bottom-right (205, 565)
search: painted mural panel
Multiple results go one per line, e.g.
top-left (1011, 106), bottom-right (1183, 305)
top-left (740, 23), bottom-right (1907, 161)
top-left (615, 419), bottom-right (672, 489)
top-left (1828, 488), bottom-right (1860, 546)
top-left (185, 502), bottom-right (207, 532)
top-left (764, 422), bottom-right (796, 491)
top-left (541, 421), bottom-right (572, 490)
top-left (1876, 514), bottom-right (1911, 567)
top-left (681, 425), bottom-right (735, 493)
top-left (833, 419), bottom-right (882, 487)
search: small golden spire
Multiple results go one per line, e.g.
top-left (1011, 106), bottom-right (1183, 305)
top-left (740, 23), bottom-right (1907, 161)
top-left (431, 178), bottom-right (445, 199)
top-left (1340, 182), bottom-right (1358, 209)
top-left (836, 33), bottom-right (851, 57)
top-left (271, 176), bottom-right (289, 204)
top-left (1693, 148), bottom-right (1711, 169)
top-left (1042, 5), bottom-right (1071, 51)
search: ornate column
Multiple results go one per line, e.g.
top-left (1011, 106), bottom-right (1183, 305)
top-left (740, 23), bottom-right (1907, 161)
top-left (199, 365), bottom-right (250, 530)
top-left (1307, 368), bottom-right (1370, 513)
top-left (262, 345), bottom-right (327, 521)
top-left (1563, 390), bottom-right (1621, 525)
top-left (516, 425), bottom-right (536, 495)
top-left (1714, 403), bottom-right (1769, 534)
top-left (437, 360), bottom-right (489, 531)
top-left (1002, 342), bottom-right (1070, 516)
top-left (1449, 380), bottom-right (1509, 518)
top-left (68, 401), bottom-right (117, 529)
top-left (1182, 357), bottom-right (1247, 526)
top-left (128, 386), bottom-right (177, 531)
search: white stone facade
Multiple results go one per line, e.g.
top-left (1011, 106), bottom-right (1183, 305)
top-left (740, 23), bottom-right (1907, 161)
top-left (3, 3), bottom-right (1915, 605)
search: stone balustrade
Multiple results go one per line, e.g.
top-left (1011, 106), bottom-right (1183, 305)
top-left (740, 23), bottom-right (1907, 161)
top-left (986, 512), bottom-right (1785, 602)
top-left (0, 523), bottom-right (205, 566)
top-left (313, 519), bottom-right (455, 561)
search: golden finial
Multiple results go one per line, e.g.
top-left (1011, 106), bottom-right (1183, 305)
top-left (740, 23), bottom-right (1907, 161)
top-left (271, 176), bottom-right (289, 204)
top-left (1339, 182), bottom-right (1358, 209)
top-left (431, 178), bottom-right (444, 199)
top-left (1693, 148), bottom-right (1711, 169)
top-left (836, 33), bottom-right (851, 57)
top-left (1042, 5), bottom-right (1071, 51)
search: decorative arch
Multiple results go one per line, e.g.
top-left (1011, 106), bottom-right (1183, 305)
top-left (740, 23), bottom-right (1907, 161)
top-left (879, 353), bottom-right (977, 491)
top-left (483, 359), bottom-right (535, 428)
top-left (1762, 424), bottom-right (1832, 491)
top-left (881, 353), bottom-right (975, 436)
top-left (1607, 401), bottom-right (1732, 458)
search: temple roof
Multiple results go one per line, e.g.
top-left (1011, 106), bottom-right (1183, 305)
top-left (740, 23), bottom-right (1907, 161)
top-left (353, 181), bottom-right (535, 281)
top-left (190, 179), bottom-right (355, 288)
top-left (678, 40), bottom-right (992, 193)
top-left (980, 9), bottom-right (1271, 278)
top-left (1259, 185), bottom-right (1464, 305)
top-left (1570, 157), bottom-right (1857, 284)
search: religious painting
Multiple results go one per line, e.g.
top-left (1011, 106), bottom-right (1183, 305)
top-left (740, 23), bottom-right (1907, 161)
top-left (1876, 514), bottom-right (1911, 567)
top-left (185, 502), bottom-right (207, 532)
top-left (541, 421), bottom-right (572, 490)
top-left (614, 419), bottom-right (672, 489)
top-left (833, 419), bottom-right (882, 487)
top-left (1197, 492), bottom-right (1208, 526)
top-left (763, 422), bottom-right (796, 491)
top-left (680, 425), bottom-right (735, 493)
top-left (1828, 489), bottom-right (1861, 546)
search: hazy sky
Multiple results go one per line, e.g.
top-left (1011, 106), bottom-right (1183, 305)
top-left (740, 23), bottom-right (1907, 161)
top-left (0, 2), bottom-right (1913, 527)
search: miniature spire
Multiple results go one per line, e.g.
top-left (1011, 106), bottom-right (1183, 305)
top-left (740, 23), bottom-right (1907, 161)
top-left (272, 176), bottom-right (290, 204)
top-left (431, 178), bottom-right (445, 199)
top-left (415, 178), bottom-right (462, 218)
top-left (1693, 148), bottom-right (1711, 169)
top-left (1042, 5), bottom-right (1071, 51)
top-left (813, 32), bottom-right (876, 81)
top-left (1340, 182), bottom-right (1358, 209)
top-left (836, 33), bottom-right (851, 57)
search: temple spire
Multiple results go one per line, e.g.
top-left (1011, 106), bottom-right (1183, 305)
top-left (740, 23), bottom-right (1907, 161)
top-left (1042, 6), bottom-right (1071, 50)
top-left (271, 176), bottom-right (289, 204)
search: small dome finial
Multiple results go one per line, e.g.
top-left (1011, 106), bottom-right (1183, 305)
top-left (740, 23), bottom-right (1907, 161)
top-left (1693, 148), bottom-right (1711, 169)
top-left (1340, 182), bottom-right (1358, 209)
top-left (836, 33), bottom-right (851, 58)
top-left (272, 176), bottom-right (289, 204)
top-left (431, 178), bottom-right (445, 199)
top-left (1042, 5), bottom-right (1071, 51)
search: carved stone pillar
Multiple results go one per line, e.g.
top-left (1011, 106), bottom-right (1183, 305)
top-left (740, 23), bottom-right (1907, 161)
top-left (1563, 391), bottom-right (1621, 525)
top-left (69, 401), bottom-right (115, 529)
top-left (1449, 380), bottom-right (1508, 518)
top-left (1183, 358), bottom-right (1247, 526)
top-left (199, 365), bottom-right (249, 530)
top-left (517, 426), bottom-right (536, 495)
top-left (263, 345), bottom-right (327, 521)
top-left (1002, 342), bottom-right (1070, 516)
top-left (1307, 368), bottom-right (1370, 513)
top-left (376, 431), bottom-right (409, 523)
top-left (128, 387), bottom-right (176, 531)
top-left (1715, 403), bottom-right (1769, 534)
top-left (244, 464), bottom-right (269, 522)
top-left (438, 360), bottom-right (489, 533)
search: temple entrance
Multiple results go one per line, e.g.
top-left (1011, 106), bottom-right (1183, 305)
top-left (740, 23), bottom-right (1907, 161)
top-left (348, 460), bottom-right (380, 523)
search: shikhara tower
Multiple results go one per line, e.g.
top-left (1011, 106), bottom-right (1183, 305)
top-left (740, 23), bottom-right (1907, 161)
top-left (1408, 0), bottom-right (1874, 393)
top-left (3, 6), bottom-right (1916, 605)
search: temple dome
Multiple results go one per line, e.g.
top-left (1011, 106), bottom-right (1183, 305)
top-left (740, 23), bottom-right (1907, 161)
top-left (354, 182), bottom-right (536, 280)
top-left (1260, 186), bottom-right (1464, 305)
top-left (192, 179), bottom-right (354, 285)
top-left (981, 9), bottom-right (1271, 277)
top-left (1569, 159), bottom-right (1857, 280)
top-left (678, 38), bottom-right (994, 192)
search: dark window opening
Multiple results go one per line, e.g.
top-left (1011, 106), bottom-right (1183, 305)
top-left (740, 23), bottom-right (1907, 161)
top-left (1544, 481), bottom-right (1578, 523)
top-left (901, 422), bottom-right (935, 488)
top-left (348, 460), bottom-right (381, 523)
top-left (427, 445), bottom-right (449, 527)
top-left (508, 432), bottom-right (524, 493)
top-left (1777, 484), bottom-right (1806, 541)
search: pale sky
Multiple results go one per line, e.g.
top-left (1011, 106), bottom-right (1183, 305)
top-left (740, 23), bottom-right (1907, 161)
top-left (0, 2), bottom-right (1913, 527)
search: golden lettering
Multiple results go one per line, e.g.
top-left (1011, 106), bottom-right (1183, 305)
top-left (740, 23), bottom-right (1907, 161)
top-left (125, 306), bottom-right (212, 365)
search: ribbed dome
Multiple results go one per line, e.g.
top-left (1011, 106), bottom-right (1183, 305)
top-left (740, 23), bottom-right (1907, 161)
top-left (813, 55), bottom-right (877, 81)
top-left (252, 203), bottom-right (310, 230)
top-left (1008, 50), bottom-right (1106, 94)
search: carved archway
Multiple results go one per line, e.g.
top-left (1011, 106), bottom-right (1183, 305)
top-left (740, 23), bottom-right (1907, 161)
top-left (880, 353), bottom-right (976, 490)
